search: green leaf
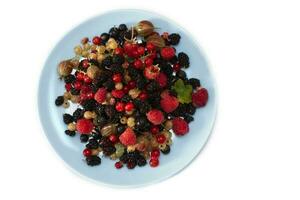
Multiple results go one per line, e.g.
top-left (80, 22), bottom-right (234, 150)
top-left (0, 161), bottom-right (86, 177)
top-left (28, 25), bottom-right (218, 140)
top-left (172, 79), bottom-right (192, 103)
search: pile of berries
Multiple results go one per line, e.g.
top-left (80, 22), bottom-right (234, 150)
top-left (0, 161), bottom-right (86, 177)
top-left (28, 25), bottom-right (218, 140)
top-left (55, 20), bottom-right (208, 169)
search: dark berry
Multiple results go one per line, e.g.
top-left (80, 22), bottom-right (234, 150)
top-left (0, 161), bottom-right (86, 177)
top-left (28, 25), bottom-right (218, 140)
top-left (103, 79), bottom-right (115, 91)
top-left (80, 134), bottom-right (89, 143)
top-left (112, 55), bottom-right (125, 65)
top-left (63, 113), bottom-right (74, 124)
top-left (146, 81), bottom-right (160, 93)
top-left (94, 116), bottom-right (107, 127)
top-left (186, 103), bottom-right (196, 115)
top-left (70, 88), bottom-right (80, 95)
top-left (178, 52), bottom-right (190, 68)
top-left (73, 108), bottom-right (84, 121)
top-left (64, 130), bottom-right (76, 137)
top-left (169, 56), bottom-right (178, 65)
top-left (86, 155), bottom-right (101, 166)
top-left (101, 56), bottom-right (112, 67)
top-left (81, 99), bottom-right (97, 111)
top-left (160, 63), bottom-right (173, 77)
top-left (116, 125), bottom-right (126, 134)
top-left (176, 70), bottom-right (187, 80)
top-left (86, 139), bottom-right (99, 149)
top-left (184, 114), bottom-right (194, 123)
top-left (104, 105), bottom-right (116, 119)
top-left (161, 145), bottom-right (171, 154)
top-left (168, 33), bottom-right (181, 45)
top-left (121, 94), bottom-right (131, 103)
top-left (118, 24), bottom-right (127, 31)
top-left (103, 146), bottom-right (116, 156)
top-left (100, 33), bottom-right (110, 42)
top-left (91, 132), bottom-right (102, 140)
top-left (55, 96), bottom-right (64, 106)
top-left (137, 157), bottom-right (147, 167)
top-left (188, 78), bottom-right (201, 89)
top-left (120, 153), bottom-right (129, 163)
top-left (64, 74), bottom-right (76, 84)
top-left (127, 160), bottom-right (137, 169)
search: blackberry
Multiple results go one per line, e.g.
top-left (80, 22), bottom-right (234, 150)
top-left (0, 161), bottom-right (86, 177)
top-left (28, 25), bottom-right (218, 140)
top-left (95, 104), bottom-right (105, 115)
top-left (101, 56), bottom-right (112, 67)
top-left (73, 108), bottom-right (84, 121)
top-left (178, 52), bottom-right (190, 68)
top-left (148, 93), bottom-right (161, 108)
top-left (118, 24), bottom-right (128, 31)
top-left (109, 27), bottom-right (119, 38)
top-left (89, 59), bottom-right (100, 67)
top-left (188, 78), bottom-right (201, 89)
top-left (112, 55), bottom-right (125, 65)
top-left (184, 114), bottom-right (194, 123)
top-left (64, 130), bottom-right (76, 137)
top-left (169, 56), bottom-right (178, 65)
top-left (103, 79), bottom-right (115, 91)
top-left (94, 74), bottom-right (109, 87)
top-left (120, 153), bottom-right (129, 163)
top-left (86, 155), bottom-right (101, 166)
top-left (86, 139), bottom-right (99, 149)
top-left (80, 134), bottom-right (89, 143)
top-left (55, 96), bottom-right (64, 106)
top-left (121, 94), bottom-right (131, 103)
top-left (99, 137), bottom-right (112, 148)
top-left (91, 132), bottom-right (102, 140)
top-left (70, 88), bottom-right (80, 95)
top-left (124, 29), bottom-right (137, 40)
top-left (104, 105), bottom-right (116, 119)
top-left (110, 113), bottom-right (122, 123)
top-left (103, 146), bottom-right (116, 156)
top-left (146, 81), bottom-right (160, 92)
top-left (161, 145), bottom-right (171, 154)
top-left (82, 99), bottom-right (97, 111)
top-left (94, 115), bottom-right (107, 127)
top-left (100, 33), bottom-right (110, 43)
top-left (64, 74), bottom-right (75, 84)
top-left (90, 83), bottom-right (98, 93)
top-left (128, 67), bottom-right (140, 79)
top-left (63, 113), bottom-right (74, 124)
top-left (116, 125), bottom-right (126, 134)
top-left (186, 103), bottom-right (196, 115)
top-left (136, 116), bottom-right (150, 131)
top-left (168, 33), bottom-right (181, 45)
top-left (138, 102), bottom-right (151, 114)
top-left (127, 160), bottom-right (137, 169)
top-left (110, 64), bottom-right (124, 74)
top-left (176, 70), bottom-right (187, 80)
top-left (137, 157), bottom-right (147, 167)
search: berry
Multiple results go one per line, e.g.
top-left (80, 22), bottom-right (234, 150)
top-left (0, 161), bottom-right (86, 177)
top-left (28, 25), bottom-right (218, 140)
top-left (65, 130), bottom-right (76, 137)
top-left (137, 46), bottom-right (145, 56)
top-left (127, 160), bottom-right (137, 169)
top-left (112, 55), bottom-right (125, 65)
top-left (82, 59), bottom-right (89, 68)
top-left (172, 117), bottom-right (189, 136)
top-left (76, 72), bottom-right (85, 81)
top-left (133, 59), bottom-right (143, 69)
top-left (112, 73), bottom-right (122, 82)
top-left (146, 109), bottom-right (165, 125)
top-left (86, 156), bottom-right (101, 166)
top-left (119, 127), bottom-right (136, 146)
top-left (55, 96), bottom-right (64, 106)
top-left (150, 125), bottom-right (159, 134)
top-left (100, 33), bottom-right (109, 42)
top-left (188, 78), bottom-right (201, 89)
top-left (144, 65), bottom-right (160, 80)
top-left (161, 145), bottom-right (171, 154)
top-left (74, 81), bottom-right (82, 90)
top-left (80, 134), bottom-right (89, 143)
top-left (65, 83), bottom-right (72, 91)
top-left (138, 91), bottom-right (148, 101)
top-left (73, 108), bottom-right (84, 121)
top-left (83, 148), bottom-right (92, 157)
top-left (155, 72), bottom-right (167, 88)
top-left (160, 91), bottom-right (179, 113)
top-left (161, 47), bottom-right (175, 60)
top-left (173, 63), bottom-right (181, 72)
top-left (156, 134), bottom-right (166, 144)
top-left (115, 161), bottom-right (123, 169)
top-left (76, 119), bottom-right (94, 134)
top-left (144, 57), bottom-right (153, 66)
top-left (111, 89), bottom-right (125, 99)
top-left (124, 102), bottom-right (134, 112)
top-left (83, 75), bottom-right (92, 84)
top-left (151, 149), bottom-right (160, 158)
top-left (149, 158), bottom-right (159, 167)
top-left (63, 113), bottom-right (74, 124)
top-left (192, 87), bottom-right (208, 107)
top-left (168, 33), bottom-right (181, 45)
top-left (109, 134), bottom-right (118, 143)
top-left (64, 74), bottom-right (76, 84)
top-left (92, 36), bottom-right (101, 45)
top-left (118, 24), bottom-right (127, 31)
top-left (127, 80), bottom-right (136, 89)
top-left (114, 47), bottom-right (123, 55)
top-left (178, 52), bottom-right (190, 68)
top-left (146, 42), bottom-right (155, 51)
top-left (115, 102), bottom-right (125, 112)
top-left (137, 157), bottom-right (147, 167)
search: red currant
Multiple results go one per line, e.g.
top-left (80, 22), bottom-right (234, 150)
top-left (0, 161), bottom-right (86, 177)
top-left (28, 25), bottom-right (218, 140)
top-left (146, 42), bottom-right (155, 51)
top-left (65, 83), bottom-right (72, 92)
top-left (137, 46), bottom-right (145, 56)
top-left (128, 80), bottom-right (136, 89)
top-left (83, 75), bottom-right (92, 84)
top-left (144, 57), bottom-right (153, 66)
top-left (92, 36), bottom-right (101, 45)
top-left (125, 102), bottom-right (134, 112)
top-left (132, 50), bottom-right (139, 58)
top-left (74, 81), bottom-right (82, 90)
top-left (112, 73), bottom-right (122, 83)
top-left (76, 72), bottom-right (85, 81)
top-left (151, 149), bottom-right (160, 158)
top-left (115, 161), bottom-right (123, 169)
top-left (173, 63), bottom-right (181, 72)
top-left (114, 47), bottom-right (123, 55)
top-left (150, 158), bottom-right (159, 167)
top-left (150, 125), bottom-right (159, 135)
top-left (80, 85), bottom-right (91, 94)
top-left (133, 59), bottom-right (143, 69)
top-left (123, 85), bottom-right (130, 93)
top-left (83, 148), bottom-right (92, 157)
top-left (82, 59), bottom-right (89, 68)
top-left (86, 92), bottom-right (94, 99)
top-left (156, 134), bottom-right (166, 144)
top-left (109, 134), bottom-right (118, 143)
top-left (115, 102), bottom-right (125, 112)
top-left (138, 91), bottom-right (148, 101)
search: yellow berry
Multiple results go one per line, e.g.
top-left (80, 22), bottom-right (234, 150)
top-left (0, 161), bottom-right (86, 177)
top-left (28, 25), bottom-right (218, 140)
top-left (67, 123), bottom-right (76, 131)
top-left (127, 117), bottom-right (135, 127)
top-left (115, 82), bottom-right (123, 90)
top-left (74, 45), bottom-right (82, 55)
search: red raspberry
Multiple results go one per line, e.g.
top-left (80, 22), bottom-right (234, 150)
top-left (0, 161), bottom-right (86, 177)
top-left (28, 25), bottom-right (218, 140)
top-left (160, 91), bottom-right (179, 113)
top-left (172, 118), bottom-right (189, 136)
top-left (146, 109), bottom-right (165, 125)
top-left (144, 65), bottom-right (160, 80)
top-left (76, 119), bottom-right (94, 134)
top-left (155, 72), bottom-right (168, 88)
top-left (137, 46), bottom-right (145, 56)
top-left (94, 87), bottom-right (107, 103)
top-left (192, 87), bottom-right (208, 107)
top-left (161, 47), bottom-right (175, 60)
top-left (111, 89), bottom-right (125, 99)
top-left (133, 59), bottom-right (143, 69)
top-left (119, 127), bottom-right (136, 146)
top-left (146, 42), bottom-right (155, 51)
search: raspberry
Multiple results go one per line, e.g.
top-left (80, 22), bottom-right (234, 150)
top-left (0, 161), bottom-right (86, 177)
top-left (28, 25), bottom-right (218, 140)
top-left (111, 89), bottom-right (125, 99)
top-left (172, 117), bottom-right (189, 136)
top-left (192, 87), bottom-right (208, 107)
top-left (160, 91), bottom-right (179, 113)
top-left (76, 119), bottom-right (94, 134)
top-left (161, 47), bottom-right (175, 60)
top-left (144, 65), bottom-right (160, 80)
top-left (155, 72), bottom-right (167, 88)
top-left (146, 109), bottom-right (165, 125)
top-left (94, 87), bottom-right (107, 103)
top-left (119, 127), bottom-right (136, 146)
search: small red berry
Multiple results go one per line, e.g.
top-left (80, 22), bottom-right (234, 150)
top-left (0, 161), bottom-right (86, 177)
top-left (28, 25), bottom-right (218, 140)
top-left (128, 80), bottom-right (136, 89)
top-left (137, 46), bottom-right (145, 56)
top-left (133, 59), bottom-right (143, 69)
top-left (112, 73), bottom-right (122, 83)
top-left (114, 47), bottom-right (124, 55)
top-left (74, 81), bottom-right (82, 90)
top-left (83, 148), bottom-right (92, 157)
top-left (80, 93), bottom-right (87, 102)
top-left (146, 42), bottom-right (155, 51)
top-left (138, 91), bottom-right (148, 101)
top-left (83, 75), bottom-right (92, 84)
top-left (76, 119), bottom-right (94, 134)
top-left (123, 85), bottom-right (130, 93)
top-left (115, 102), bottom-right (125, 112)
top-left (150, 125), bottom-right (159, 135)
top-left (86, 92), bottom-right (94, 99)
top-left (92, 36), bottom-right (101, 45)
top-left (161, 47), bottom-right (175, 60)
top-left (65, 83), bottom-right (72, 91)
top-left (132, 50), bottom-right (139, 58)
top-left (124, 102), bottom-right (134, 112)
top-left (156, 134), bottom-right (166, 144)
top-left (149, 52), bottom-right (157, 59)
top-left (115, 161), bottom-right (123, 169)
top-left (111, 89), bottom-right (125, 99)
top-left (109, 134), bottom-right (118, 143)
top-left (80, 84), bottom-right (91, 94)
top-left (144, 57), bottom-right (153, 66)
top-left (173, 63), bottom-right (181, 72)
top-left (150, 158), bottom-right (159, 167)
top-left (82, 59), bottom-right (89, 68)
top-left (76, 72), bottom-right (85, 81)
top-left (151, 149), bottom-right (160, 158)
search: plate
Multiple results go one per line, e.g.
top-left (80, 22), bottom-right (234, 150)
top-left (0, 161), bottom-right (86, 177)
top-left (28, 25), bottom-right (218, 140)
top-left (38, 9), bottom-right (217, 187)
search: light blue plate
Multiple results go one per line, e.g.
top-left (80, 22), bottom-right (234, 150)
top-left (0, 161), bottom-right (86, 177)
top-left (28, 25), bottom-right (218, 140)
top-left (38, 9), bottom-right (217, 187)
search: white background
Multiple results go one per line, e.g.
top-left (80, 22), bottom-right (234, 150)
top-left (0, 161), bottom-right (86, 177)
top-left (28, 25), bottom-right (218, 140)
top-left (0, 0), bottom-right (299, 199)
